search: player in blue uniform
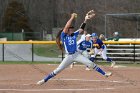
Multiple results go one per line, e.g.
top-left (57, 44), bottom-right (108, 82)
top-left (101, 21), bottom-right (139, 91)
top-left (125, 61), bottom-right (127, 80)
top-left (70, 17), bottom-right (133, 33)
top-left (70, 34), bottom-right (92, 69)
top-left (78, 34), bottom-right (92, 53)
top-left (78, 34), bottom-right (93, 70)
top-left (90, 33), bottom-right (116, 67)
top-left (37, 11), bottom-right (112, 85)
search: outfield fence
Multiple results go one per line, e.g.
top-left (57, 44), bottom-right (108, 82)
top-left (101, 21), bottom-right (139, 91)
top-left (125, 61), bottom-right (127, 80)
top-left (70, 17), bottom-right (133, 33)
top-left (0, 32), bottom-right (43, 41)
top-left (0, 41), bottom-right (140, 63)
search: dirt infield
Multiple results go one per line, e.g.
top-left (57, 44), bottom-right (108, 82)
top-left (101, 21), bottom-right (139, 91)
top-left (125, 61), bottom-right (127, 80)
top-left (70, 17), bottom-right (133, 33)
top-left (0, 64), bottom-right (140, 93)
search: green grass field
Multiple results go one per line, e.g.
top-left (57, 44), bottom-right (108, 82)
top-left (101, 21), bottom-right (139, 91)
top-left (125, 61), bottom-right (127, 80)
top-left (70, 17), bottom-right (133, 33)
top-left (0, 61), bottom-right (140, 67)
top-left (34, 44), bottom-right (62, 57)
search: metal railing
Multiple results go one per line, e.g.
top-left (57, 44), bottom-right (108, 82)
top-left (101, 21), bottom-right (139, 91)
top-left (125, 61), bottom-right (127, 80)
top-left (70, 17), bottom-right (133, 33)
top-left (0, 41), bottom-right (140, 62)
top-left (96, 44), bottom-right (140, 63)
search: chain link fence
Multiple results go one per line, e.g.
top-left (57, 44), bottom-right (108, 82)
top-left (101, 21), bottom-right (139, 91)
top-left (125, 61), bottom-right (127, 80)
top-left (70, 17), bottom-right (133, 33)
top-left (0, 42), bottom-right (140, 63)
top-left (0, 32), bottom-right (43, 40)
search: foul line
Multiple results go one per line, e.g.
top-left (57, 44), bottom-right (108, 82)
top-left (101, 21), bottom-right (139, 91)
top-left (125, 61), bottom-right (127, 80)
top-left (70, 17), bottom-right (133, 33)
top-left (22, 78), bottom-right (130, 86)
top-left (0, 78), bottom-right (130, 86)
top-left (52, 78), bottom-right (130, 84)
top-left (0, 88), bottom-right (114, 91)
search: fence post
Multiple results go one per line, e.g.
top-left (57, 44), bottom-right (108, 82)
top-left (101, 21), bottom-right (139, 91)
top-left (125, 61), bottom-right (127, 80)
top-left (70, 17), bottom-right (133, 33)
top-left (133, 44), bottom-right (135, 62)
top-left (2, 44), bottom-right (4, 62)
top-left (32, 43), bottom-right (34, 62)
top-left (62, 51), bottom-right (64, 61)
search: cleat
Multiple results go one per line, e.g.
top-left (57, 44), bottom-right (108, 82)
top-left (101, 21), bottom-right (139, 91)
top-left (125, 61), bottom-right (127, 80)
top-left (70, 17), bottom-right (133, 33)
top-left (105, 72), bottom-right (112, 77)
top-left (85, 67), bottom-right (91, 71)
top-left (37, 79), bottom-right (45, 85)
top-left (111, 61), bottom-right (116, 68)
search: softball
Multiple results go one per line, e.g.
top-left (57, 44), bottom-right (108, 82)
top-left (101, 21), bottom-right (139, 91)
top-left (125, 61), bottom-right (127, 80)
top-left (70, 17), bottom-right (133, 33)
top-left (74, 13), bottom-right (77, 18)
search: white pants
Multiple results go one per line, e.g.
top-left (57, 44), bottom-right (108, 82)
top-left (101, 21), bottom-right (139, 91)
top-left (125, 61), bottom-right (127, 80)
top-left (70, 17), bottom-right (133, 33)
top-left (78, 50), bottom-right (90, 58)
top-left (82, 50), bottom-right (90, 58)
top-left (53, 52), bottom-right (96, 74)
top-left (91, 45), bottom-right (108, 60)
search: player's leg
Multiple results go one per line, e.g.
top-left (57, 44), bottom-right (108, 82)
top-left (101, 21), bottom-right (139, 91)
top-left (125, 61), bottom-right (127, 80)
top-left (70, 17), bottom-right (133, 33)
top-left (89, 48), bottom-right (99, 62)
top-left (101, 46), bottom-right (115, 67)
top-left (82, 51), bottom-right (91, 70)
top-left (74, 53), bottom-right (112, 77)
top-left (37, 55), bottom-right (73, 85)
top-left (82, 50), bottom-right (90, 58)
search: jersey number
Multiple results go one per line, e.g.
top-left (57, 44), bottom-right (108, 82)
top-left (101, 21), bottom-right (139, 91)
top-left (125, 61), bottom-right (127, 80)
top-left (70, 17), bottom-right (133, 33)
top-left (68, 40), bottom-right (74, 45)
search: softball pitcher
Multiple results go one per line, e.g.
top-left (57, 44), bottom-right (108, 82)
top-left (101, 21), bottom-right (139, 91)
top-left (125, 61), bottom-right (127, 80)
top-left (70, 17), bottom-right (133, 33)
top-left (90, 33), bottom-right (116, 67)
top-left (37, 11), bottom-right (112, 85)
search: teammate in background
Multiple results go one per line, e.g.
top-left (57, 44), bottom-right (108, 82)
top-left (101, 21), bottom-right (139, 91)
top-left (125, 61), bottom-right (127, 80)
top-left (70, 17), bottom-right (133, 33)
top-left (99, 34), bottom-right (106, 41)
top-left (90, 33), bottom-right (115, 67)
top-left (78, 34), bottom-right (92, 58)
top-left (37, 10), bottom-right (112, 85)
top-left (78, 34), bottom-right (92, 70)
top-left (70, 34), bottom-right (92, 69)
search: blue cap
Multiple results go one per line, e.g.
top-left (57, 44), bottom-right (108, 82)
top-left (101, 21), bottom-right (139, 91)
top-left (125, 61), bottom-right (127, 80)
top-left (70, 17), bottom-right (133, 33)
top-left (91, 33), bottom-right (98, 37)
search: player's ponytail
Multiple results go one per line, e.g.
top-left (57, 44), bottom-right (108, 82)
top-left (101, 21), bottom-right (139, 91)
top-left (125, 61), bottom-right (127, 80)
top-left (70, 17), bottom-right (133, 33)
top-left (56, 29), bottom-right (63, 51)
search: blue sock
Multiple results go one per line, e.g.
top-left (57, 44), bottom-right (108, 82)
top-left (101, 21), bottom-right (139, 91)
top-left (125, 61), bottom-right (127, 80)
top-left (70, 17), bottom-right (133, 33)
top-left (90, 57), bottom-right (95, 62)
top-left (44, 72), bottom-right (56, 82)
top-left (106, 57), bottom-right (112, 62)
top-left (93, 65), bottom-right (105, 75)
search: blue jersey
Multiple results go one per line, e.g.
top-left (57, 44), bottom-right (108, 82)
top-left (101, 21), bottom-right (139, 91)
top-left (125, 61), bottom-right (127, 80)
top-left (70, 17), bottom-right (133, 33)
top-left (61, 30), bottom-right (79, 54)
top-left (78, 40), bottom-right (92, 51)
top-left (92, 39), bottom-right (105, 49)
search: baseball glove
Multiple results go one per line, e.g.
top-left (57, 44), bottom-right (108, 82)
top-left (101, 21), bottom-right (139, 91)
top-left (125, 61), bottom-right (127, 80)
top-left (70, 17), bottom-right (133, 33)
top-left (89, 49), bottom-right (94, 55)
